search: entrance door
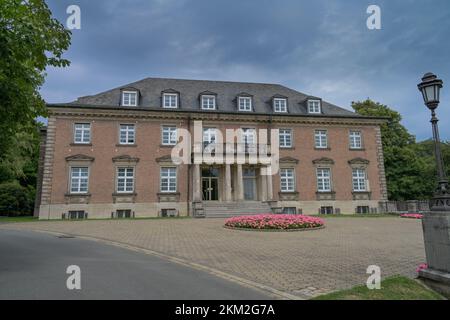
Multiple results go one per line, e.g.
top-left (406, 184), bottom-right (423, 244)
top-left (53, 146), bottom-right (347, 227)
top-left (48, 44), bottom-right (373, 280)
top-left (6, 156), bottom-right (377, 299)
top-left (243, 168), bottom-right (257, 200)
top-left (202, 177), bottom-right (219, 201)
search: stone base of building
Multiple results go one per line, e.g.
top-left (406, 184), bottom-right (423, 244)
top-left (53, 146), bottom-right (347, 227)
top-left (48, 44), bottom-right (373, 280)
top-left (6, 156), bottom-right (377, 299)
top-left (39, 199), bottom-right (382, 220)
top-left (420, 210), bottom-right (450, 298)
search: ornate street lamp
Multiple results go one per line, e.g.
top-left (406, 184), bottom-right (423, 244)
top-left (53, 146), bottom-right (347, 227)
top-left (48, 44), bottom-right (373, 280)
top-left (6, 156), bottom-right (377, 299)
top-left (417, 72), bottom-right (450, 297)
top-left (417, 72), bottom-right (450, 211)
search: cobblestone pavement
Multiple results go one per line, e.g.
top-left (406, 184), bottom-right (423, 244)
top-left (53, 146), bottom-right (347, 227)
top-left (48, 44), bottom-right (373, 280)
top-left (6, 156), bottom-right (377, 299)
top-left (1, 217), bottom-right (425, 298)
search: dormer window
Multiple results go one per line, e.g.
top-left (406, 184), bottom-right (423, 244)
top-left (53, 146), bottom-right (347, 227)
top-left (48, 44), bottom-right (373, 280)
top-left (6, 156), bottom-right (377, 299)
top-left (201, 95), bottom-right (216, 110)
top-left (238, 96), bottom-right (252, 112)
top-left (122, 91), bottom-right (138, 107)
top-left (308, 100), bottom-right (321, 114)
top-left (163, 93), bottom-right (178, 108)
top-left (274, 98), bottom-right (287, 113)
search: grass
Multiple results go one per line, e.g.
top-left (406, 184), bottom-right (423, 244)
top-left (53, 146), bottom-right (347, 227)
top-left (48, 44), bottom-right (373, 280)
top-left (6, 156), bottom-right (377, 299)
top-left (0, 216), bottom-right (38, 223)
top-left (313, 276), bottom-right (444, 300)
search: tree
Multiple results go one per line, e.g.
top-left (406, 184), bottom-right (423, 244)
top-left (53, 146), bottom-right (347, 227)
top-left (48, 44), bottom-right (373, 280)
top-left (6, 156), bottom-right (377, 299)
top-left (0, 0), bottom-right (71, 157)
top-left (352, 99), bottom-right (443, 200)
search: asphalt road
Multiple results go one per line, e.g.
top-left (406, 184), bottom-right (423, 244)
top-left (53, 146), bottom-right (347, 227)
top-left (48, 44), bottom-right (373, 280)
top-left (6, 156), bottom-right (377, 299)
top-left (0, 229), bottom-right (271, 300)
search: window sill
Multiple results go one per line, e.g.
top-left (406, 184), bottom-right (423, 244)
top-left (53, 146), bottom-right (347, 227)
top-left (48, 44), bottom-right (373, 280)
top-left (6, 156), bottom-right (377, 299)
top-left (278, 191), bottom-right (299, 201)
top-left (316, 191), bottom-right (336, 200)
top-left (70, 143), bottom-right (92, 147)
top-left (349, 148), bottom-right (365, 151)
top-left (314, 147), bottom-right (331, 151)
top-left (352, 191), bottom-right (371, 200)
top-left (116, 144), bottom-right (137, 147)
top-left (280, 146), bottom-right (295, 150)
top-left (160, 144), bottom-right (177, 148)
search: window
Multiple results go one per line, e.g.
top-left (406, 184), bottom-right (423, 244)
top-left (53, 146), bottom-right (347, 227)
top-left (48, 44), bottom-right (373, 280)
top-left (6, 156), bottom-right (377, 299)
top-left (352, 168), bottom-right (367, 191)
top-left (116, 167), bottom-right (134, 193)
top-left (70, 167), bottom-right (89, 194)
top-left (68, 210), bottom-right (86, 219)
top-left (122, 91), bottom-right (137, 106)
top-left (116, 209), bottom-right (132, 218)
top-left (314, 130), bottom-right (328, 148)
top-left (161, 126), bottom-right (177, 145)
top-left (119, 124), bottom-right (135, 145)
top-left (203, 127), bottom-right (217, 150)
top-left (308, 100), bottom-right (321, 113)
top-left (163, 93), bottom-right (178, 108)
top-left (349, 130), bottom-right (362, 149)
top-left (201, 95), bottom-right (216, 110)
top-left (74, 123), bottom-right (91, 144)
top-left (280, 168), bottom-right (295, 192)
top-left (356, 206), bottom-right (370, 214)
top-left (238, 97), bottom-right (252, 111)
top-left (282, 207), bottom-right (297, 214)
top-left (317, 168), bottom-right (331, 192)
top-left (160, 167), bottom-right (177, 193)
top-left (320, 206), bottom-right (334, 215)
top-left (274, 98), bottom-right (287, 113)
top-left (279, 129), bottom-right (292, 148)
top-left (241, 128), bottom-right (256, 153)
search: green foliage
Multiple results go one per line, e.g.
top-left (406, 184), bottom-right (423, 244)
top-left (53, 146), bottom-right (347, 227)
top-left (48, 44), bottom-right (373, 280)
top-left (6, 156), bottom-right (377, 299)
top-left (0, 0), bottom-right (71, 156)
top-left (352, 99), bottom-right (450, 200)
top-left (0, 181), bottom-right (34, 216)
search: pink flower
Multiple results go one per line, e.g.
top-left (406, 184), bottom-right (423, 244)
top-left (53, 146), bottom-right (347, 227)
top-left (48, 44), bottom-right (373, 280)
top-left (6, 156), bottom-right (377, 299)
top-left (224, 214), bottom-right (324, 230)
top-left (416, 263), bottom-right (428, 273)
top-left (400, 213), bottom-right (423, 219)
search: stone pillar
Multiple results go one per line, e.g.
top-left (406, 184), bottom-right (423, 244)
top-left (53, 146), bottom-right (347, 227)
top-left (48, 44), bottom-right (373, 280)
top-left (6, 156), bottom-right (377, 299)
top-left (260, 170), bottom-right (267, 201)
top-left (266, 167), bottom-right (273, 200)
top-left (193, 164), bottom-right (201, 201)
top-left (225, 164), bottom-right (232, 201)
top-left (236, 164), bottom-right (244, 201)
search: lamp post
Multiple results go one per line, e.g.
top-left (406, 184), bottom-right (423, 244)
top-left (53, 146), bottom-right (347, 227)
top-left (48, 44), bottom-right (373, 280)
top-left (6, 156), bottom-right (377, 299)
top-left (417, 72), bottom-right (450, 211)
top-left (417, 72), bottom-right (450, 297)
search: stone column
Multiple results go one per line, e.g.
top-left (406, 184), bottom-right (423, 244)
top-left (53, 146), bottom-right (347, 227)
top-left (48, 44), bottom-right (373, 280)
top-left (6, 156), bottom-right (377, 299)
top-left (260, 172), bottom-right (267, 202)
top-left (266, 167), bottom-right (273, 200)
top-left (193, 164), bottom-right (201, 201)
top-left (236, 164), bottom-right (244, 201)
top-left (225, 164), bottom-right (232, 201)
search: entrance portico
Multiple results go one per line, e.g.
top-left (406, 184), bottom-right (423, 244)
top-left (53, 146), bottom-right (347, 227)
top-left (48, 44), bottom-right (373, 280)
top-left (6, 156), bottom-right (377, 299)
top-left (192, 164), bottom-right (273, 203)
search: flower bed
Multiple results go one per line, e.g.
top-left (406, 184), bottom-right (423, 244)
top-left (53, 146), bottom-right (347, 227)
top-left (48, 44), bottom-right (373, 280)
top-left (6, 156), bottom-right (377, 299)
top-left (400, 213), bottom-right (423, 219)
top-left (224, 214), bottom-right (325, 231)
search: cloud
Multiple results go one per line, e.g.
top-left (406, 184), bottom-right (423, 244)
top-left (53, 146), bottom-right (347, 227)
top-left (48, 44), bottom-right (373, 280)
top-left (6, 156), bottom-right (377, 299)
top-left (42, 0), bottom-right (450, 140)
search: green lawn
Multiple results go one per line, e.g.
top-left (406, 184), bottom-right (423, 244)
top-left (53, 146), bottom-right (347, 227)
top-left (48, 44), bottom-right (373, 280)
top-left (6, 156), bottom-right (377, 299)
top-left (313, 276), bottom-right (444, 300)
top-left (0, 216), bottom-right (38, 223)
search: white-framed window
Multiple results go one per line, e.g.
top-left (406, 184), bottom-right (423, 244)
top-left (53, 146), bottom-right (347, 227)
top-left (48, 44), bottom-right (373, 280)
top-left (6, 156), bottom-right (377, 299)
top-left (349, 130), bottom-right (362, 149)
top-left (161, 126), bottom-right (177, 145)
top-left (314, 130), bottom-right (328, 148)
top-left (119, 124), bottom-right (135, 145)
top-left (160, 167), bottom-right (177, 193)
top-left (201, 95), bottom-right (216, 110)
top-left (279, 129), bottom-right (292, 148)
top-left (70, 167), bottom-right (89, 194)
top-left (122, 91), bottom-right (138, 106)
top-left (203, 127), bottom-right (217, 150)
top-left (116, 167), bottom-right (134, 193)
top-left (241, 128), bottom-right (256, 153)
top-left (74, 123), bottom-right (91, 144)
top-left (308, 100), bottom-right (321, 114)
top-left (163, 93), bottom-right (178, 108)
top-left (352, 168), bottom-right (367, 191)
top-left (316, 168), bottom-right (331, 192)
top-left (238, 97), bottom-right (252, 111)
top-left (280, 168), bottom-right (295, 192)
top-left (274, 98), bottom-right (287, 113)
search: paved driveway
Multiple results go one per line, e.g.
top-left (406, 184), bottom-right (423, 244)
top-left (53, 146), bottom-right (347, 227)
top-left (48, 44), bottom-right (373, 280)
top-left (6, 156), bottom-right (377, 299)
top-left (1, 217), bottom-right (425, 298)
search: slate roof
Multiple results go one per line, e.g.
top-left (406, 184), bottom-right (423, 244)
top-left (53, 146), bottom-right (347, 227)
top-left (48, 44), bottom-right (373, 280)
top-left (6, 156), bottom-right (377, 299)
top-left (62, 77), bottom-right (361, 117)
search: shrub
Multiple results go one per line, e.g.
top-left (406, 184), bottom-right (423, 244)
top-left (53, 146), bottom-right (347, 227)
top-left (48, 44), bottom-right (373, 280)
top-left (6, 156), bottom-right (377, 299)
top-left (0, 182), bottom-right (34, 216)
top-left (225, 214), bottom-right (325, 230)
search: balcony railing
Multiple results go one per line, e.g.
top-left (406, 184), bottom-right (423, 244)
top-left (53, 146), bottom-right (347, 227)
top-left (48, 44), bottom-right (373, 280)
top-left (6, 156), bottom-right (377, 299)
top-left (193, 142), bottom-right (271, 155)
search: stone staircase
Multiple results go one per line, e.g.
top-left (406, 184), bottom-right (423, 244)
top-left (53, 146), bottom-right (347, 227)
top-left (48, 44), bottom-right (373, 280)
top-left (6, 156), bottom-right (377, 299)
top-left (201, 201), bottom-right (273, 218)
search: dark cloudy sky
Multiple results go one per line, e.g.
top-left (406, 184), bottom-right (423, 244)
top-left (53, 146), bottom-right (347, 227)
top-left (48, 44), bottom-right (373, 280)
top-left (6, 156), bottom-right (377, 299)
top-left (43, 0), bottom-right (450, 140)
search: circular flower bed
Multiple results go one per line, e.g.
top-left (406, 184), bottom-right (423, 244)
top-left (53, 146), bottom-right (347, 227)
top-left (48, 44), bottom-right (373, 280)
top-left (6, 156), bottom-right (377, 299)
top-left (400, 213), bottom-right (423, 219)
top-left (224, 214), bottom-right (325, 231)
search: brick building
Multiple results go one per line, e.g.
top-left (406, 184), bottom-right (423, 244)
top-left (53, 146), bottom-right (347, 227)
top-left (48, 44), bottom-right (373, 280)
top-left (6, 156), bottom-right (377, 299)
top-left (35, 78), bottom-right (388, 219)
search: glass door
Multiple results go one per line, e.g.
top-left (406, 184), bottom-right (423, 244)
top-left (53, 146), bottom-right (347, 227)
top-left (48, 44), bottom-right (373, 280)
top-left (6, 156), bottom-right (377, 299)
top-left (243, 168), bottom-right (257, 200)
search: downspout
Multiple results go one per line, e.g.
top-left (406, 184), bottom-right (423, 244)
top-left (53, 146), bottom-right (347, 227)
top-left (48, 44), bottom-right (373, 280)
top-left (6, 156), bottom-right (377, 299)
top-left (187, 115), bottom-right (192, 216)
